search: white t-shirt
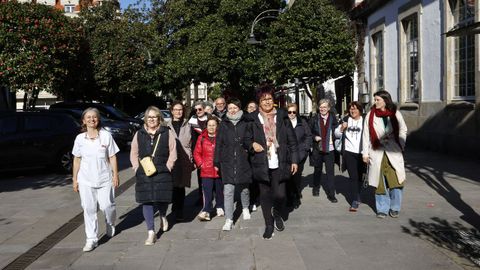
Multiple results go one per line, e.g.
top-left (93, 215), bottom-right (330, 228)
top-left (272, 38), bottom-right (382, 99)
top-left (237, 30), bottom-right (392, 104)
top-left (335, 117), bottom-right (363, 154)
top-left (258, 114), bottom-right (279, 169)
top-left (72, 129), bottom-right (120, 188)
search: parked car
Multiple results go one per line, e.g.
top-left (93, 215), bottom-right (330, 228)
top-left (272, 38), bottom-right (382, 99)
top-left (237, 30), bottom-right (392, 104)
top-left (49, 108), bottom-right (135, 148)
top-left (49, 102), bottom-right (142, 130)
top-left (134, 110), bottom-right (172, 123)
top-left (0, 111), bottom-right (80, 173)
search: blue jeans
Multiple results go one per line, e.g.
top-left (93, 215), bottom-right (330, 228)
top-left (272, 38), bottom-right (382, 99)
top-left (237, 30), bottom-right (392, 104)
top-left (375, 176), bottom-right (403, 214)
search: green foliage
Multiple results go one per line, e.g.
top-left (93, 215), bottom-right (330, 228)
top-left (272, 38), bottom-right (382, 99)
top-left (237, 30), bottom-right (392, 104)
top-left (265, 0), bottom-right (356, 84)
top-left (80, 2), bottom-right (160, 102)
top-left (156, 0), bottom-right (284, 99)
top-left (0, 2), bottom-right (83, 108)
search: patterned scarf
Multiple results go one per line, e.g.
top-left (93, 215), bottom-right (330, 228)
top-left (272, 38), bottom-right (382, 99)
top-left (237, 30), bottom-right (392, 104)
top-left (320, 114), bottom-right (330, 153)
top-left (368, 107), bottom-right (401, 150)
top-left (259, 108), bottom-right (279, 149)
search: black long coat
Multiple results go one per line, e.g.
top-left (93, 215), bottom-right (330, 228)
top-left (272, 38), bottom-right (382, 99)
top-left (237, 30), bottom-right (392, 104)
top-left (293, 117), bottom-right (313, 162)
top-left (245, 109), bottom-right (299, 183)
top-left (309, 113), bottom-right (339, 167)
top-left (214, 115), bottom-right (252, 185)
top-left (135, 126), bottom-right (173, 203)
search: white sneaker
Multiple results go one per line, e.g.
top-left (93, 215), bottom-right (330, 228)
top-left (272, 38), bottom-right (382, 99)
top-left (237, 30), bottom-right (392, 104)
top-left (197, 211), bottom-right (211, 221)
top-left (144, 230), bottom-right (156, 246)
top-left (160, 216), bottom-right (168, 232)
top-left (222, 219), bottom-right (233, 231)
top-left (242, 208), bottom-right (251, 220)
top-left (216, 208), bottom-right (225, 217)
top-left (82, 240), bottom-right (98, 252)
top-left (252, 204), bottom-right (257, 212)
top-left (106, 223), bottom-right (115, 238)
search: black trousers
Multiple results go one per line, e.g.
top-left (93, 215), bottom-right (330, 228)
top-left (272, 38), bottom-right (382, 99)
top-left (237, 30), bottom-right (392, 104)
top-left (288, 158), bottom-right (306, 200)
top-left (343, 151), bottom-right (364, 204)
top-left (172, 187), bottom-right (185, 214)
top-left (313, 152), bottom-right (335, 197)
top-left (259, 169), bottom-right (285, 227)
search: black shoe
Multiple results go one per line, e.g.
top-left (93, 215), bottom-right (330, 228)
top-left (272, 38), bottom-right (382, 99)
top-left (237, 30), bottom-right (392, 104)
top-left (263, 226), bottom-right (275, 240)
top-left (327, 195), bottom-right (338, 203)
top-left (389, 210), bottom-right (399, 218)
top-left (274, 213), bottom-right (285, 231)
top-left (312, 190), bottom-right (320, 197)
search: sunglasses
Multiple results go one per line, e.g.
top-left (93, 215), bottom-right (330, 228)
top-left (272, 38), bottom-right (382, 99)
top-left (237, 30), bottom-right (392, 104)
top-left (288, 111), bottom-right (297, 115)
top-left (195, 108), bottom-right (203, 111)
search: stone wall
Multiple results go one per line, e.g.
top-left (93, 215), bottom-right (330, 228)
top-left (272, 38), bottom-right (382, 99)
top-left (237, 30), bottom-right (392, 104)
top-left (404, 102), bottom-right (480, 159)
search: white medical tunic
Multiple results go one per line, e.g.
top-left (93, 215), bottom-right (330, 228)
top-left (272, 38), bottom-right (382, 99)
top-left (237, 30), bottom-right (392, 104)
top-left (72, 129), bottom-right (120, 188)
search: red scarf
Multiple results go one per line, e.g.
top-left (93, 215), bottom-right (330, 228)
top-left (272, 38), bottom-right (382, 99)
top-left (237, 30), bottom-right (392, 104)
top-left (368, 107), bottom-right (401, 150)
top-left (319, 114), bottom-right (330, 152)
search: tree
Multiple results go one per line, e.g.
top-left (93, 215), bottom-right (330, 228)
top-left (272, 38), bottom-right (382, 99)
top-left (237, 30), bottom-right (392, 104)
top-left (0, 2), bottom-right (83, 109)
top-left (80, 2), bottom-right (160, 106)
top-left (265, 0), bottom-right (356, 104)
top-left (156, 0), bottom-right (284, 101)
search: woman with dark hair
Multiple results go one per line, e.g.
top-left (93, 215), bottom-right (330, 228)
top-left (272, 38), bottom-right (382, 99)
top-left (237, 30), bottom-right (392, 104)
top-left (286, 103), bottom-right (312, 209)
top-left (193, 116), bottom-right (224, 221)
top-left (130, 106), bottom-right (177, 245)
top-left (72, 108), bottom-right (120, 252)
top-left (335, 101), bottom-right (365, 212)
top-left (214, 98), bottom-right (252, 231)
top-left (167, 101), bottom-right (194, 221)
top-left (246, 85), bottom-right (299, 239)
top-left (362, 90), bottom-right (407, 218)
top-left (309, 99), bottom-right (339, 202)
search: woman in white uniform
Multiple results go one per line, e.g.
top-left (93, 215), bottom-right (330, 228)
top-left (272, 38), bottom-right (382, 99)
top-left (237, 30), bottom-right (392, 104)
top-left (72, 107), bottom-right (120, 252)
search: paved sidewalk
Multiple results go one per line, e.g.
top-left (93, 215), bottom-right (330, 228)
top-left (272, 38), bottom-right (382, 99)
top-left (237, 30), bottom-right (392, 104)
top-left (1, 149), bottom-right (479, 270)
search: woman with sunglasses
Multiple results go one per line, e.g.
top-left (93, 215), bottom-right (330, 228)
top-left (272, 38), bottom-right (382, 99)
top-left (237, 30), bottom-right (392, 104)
top-left (286, 103), bottom-right (312, 209)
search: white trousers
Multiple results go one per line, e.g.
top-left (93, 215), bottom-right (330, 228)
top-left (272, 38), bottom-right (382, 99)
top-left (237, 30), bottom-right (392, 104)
top-left (79, 183), bottom-right (116, 242)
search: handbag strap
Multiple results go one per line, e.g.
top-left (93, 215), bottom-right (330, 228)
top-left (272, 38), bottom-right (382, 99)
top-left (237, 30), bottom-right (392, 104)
top-left (151, 134), bottom-right (161, 157)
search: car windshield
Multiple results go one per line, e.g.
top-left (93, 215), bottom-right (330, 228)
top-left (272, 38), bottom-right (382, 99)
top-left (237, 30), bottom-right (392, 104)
top-left (104, 105), bottom-right (131, 118)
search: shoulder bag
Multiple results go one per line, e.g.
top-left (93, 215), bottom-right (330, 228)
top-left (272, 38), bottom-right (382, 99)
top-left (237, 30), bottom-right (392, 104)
top-left (139, 135), bottom-right (161, 176)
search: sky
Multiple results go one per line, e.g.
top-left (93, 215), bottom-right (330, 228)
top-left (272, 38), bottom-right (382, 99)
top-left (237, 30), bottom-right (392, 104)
top-left (119, 0), bottom-right (143, 10)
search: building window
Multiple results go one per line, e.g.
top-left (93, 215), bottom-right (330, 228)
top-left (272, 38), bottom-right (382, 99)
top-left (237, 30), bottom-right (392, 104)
top-left (452, 0), bottom-right (475, 99)
top-left (404, 15), bottom-right (419, 101)
top-left (372, 32), bottom-right (384, 91)
top-left (64, 5), bottom-right (75, 13)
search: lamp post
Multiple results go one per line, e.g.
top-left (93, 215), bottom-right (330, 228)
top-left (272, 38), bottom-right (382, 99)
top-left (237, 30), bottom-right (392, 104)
top-left (246, 9), bottom-right (281, 45)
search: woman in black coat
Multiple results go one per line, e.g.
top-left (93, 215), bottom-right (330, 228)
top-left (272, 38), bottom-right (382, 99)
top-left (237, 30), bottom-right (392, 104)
top-left (309, 99), bottom-right (339, 203)
top-left (286, 103), bottom-right (312, 208)
top-left (245, 85), bottom-right (299, 240)
top-left (130, 106), bottom-right (177, 246)
top-left (214, 98), bottom-right (252, 231)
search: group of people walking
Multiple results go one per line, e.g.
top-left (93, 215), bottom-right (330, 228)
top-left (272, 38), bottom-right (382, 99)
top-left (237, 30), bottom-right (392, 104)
top-left (71, 88), bottom-right (408, 251)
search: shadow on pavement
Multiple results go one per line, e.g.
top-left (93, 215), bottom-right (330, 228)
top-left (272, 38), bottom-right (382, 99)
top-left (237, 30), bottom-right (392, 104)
top-left (402, 217), bottom-right (480, 268)
top-left (0, 151), bottom-right (131, 193)
top-left (405, 161), bottom-right (480, 230)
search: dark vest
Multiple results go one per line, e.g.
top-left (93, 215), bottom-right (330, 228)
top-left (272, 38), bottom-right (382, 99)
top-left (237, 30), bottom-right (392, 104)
top-left (137, 126), bottom-right (170, 174)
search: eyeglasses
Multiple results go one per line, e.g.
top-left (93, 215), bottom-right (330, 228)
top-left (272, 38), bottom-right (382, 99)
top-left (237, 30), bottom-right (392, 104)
top-left (287, 111), bottom-right (296, 115)
top-left (261, 98), bottom-right (273, 103)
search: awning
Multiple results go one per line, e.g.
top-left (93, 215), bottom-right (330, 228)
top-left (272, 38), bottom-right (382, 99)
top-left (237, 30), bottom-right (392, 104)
top-left (445, 21), bottom-right (480, 37)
